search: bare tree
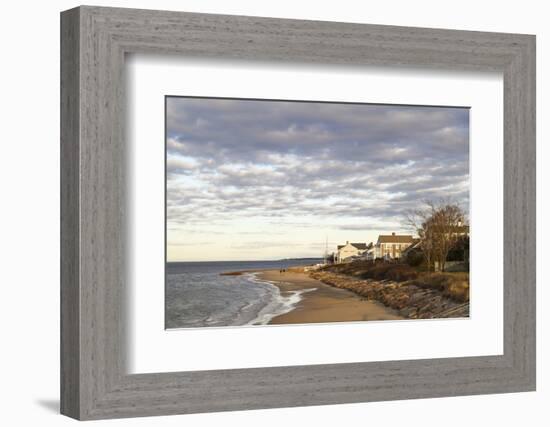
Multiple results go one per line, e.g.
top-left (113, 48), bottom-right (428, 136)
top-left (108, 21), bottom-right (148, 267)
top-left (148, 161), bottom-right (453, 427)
top-left (406, 205), bottom-right (433, 270)
top-left (406, 200), bottom-right (468, 272)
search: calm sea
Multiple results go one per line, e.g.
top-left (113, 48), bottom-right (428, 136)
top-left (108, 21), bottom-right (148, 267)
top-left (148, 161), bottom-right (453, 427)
top-left (166, 259), bottom-right (322, 329)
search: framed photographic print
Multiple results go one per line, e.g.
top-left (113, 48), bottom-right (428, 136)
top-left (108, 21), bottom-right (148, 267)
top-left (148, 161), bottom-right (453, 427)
top-left (164, 96), bottom-right (471, 329)
top-left (61, 6), bottom-right (536, 420)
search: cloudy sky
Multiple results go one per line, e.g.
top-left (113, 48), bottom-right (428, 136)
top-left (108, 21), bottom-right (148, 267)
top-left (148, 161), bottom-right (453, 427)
top-left (166, 97), bottom-right (469, 262)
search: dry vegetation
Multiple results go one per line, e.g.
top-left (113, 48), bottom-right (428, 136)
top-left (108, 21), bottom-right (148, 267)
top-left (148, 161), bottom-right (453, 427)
top-left (410, 272), bottom-right (469, 303)
top-left (322, 260), bottom-right (468, 303)
top-left (309, 260), bottom-right (469, 318)
top-left (327, 261), bottom-right (419, 282)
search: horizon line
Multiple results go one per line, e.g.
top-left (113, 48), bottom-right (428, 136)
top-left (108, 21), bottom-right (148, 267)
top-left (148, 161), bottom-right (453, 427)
top-left (167, 257), bottom-right (324, 263)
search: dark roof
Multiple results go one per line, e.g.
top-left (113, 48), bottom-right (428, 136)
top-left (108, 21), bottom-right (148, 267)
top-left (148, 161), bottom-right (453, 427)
top-left (337, 242), bottom-right (368, 250)
top-left (377, 234), bottom-right (414, 244)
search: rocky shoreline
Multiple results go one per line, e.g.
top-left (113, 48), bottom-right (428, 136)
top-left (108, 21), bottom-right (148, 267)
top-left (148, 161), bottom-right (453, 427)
top-left (309, 270), bottom-right (469, 319)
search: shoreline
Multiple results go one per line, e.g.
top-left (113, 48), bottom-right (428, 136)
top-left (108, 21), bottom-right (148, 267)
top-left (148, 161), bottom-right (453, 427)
top-left (255, 270), bottom-right (403, 324)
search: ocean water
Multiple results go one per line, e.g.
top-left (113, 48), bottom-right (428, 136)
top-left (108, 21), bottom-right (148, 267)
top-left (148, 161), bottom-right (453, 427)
top-left (166, 260), bottom-right (321, 329)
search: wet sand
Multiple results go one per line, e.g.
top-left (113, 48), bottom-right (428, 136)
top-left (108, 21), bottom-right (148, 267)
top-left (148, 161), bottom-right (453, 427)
top-left (257, 270), bottom-right (403, 324)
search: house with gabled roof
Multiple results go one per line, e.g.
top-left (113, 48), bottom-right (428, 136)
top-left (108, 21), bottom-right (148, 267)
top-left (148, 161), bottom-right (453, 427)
top-left (335, 241), bottom-right (369, 263)
top-left (374, 232), bottom-right (414, 259)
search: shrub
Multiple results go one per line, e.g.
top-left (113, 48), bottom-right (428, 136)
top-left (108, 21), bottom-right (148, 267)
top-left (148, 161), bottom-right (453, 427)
top-left (405, 251), bottom-right (424, 267)
top-left (410, 273), bottom-right (469, 303)
top-left (323, 260), bottom-right (469, 303)
top-left (325, 261), bottom-right (419, 282)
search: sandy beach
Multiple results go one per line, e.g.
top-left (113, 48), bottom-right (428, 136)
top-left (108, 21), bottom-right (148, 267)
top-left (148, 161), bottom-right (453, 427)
top-left (257, 270), bottom-right (403, 324)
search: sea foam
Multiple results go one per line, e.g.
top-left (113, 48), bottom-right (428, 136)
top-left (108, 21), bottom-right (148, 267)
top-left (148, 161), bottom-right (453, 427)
top-left (246, 273), bottom-right (316, 325)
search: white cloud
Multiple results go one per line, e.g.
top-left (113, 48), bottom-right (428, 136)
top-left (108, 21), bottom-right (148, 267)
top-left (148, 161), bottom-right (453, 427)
top-left (166, 97), bottom-right (469, 261)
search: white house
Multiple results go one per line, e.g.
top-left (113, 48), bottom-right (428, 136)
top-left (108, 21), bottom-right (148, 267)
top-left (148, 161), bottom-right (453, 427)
top-left (373, 232), bottom-right (414, 260)
top-left (335, 241), bottom-right (368, 263)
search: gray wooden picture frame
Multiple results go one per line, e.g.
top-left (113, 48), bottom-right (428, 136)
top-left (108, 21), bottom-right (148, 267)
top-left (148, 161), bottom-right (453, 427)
top-left (60, 5), bottom-right (536, 421)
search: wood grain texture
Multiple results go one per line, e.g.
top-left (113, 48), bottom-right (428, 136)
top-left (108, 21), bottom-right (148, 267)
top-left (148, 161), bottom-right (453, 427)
top-left (60, 7), bottom-right (80, 419)
top-left (60, 6), bottom-right (536, 420)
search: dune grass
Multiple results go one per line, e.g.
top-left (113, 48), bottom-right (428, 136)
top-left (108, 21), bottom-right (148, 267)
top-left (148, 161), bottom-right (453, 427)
top-left (324, 260), bottom-right (469, 303)
top-left (409, 272), bottom-right (469, 303)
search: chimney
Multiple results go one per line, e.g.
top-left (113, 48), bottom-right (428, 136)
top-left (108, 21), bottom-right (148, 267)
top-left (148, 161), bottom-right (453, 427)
top-left (392, 232), bottom-right (395, 236)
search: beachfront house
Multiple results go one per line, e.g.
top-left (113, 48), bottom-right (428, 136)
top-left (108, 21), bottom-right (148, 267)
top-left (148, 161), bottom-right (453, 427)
top-left (374, 232), bottom-right (414, 260)
top-left (335, 241), bottom-right (368, 263)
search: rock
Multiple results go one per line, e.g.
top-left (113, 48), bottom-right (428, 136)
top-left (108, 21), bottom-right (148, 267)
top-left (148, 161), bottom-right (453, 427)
top-left (309, 270), bottom-right (469, 320)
